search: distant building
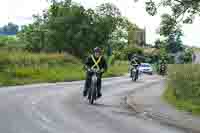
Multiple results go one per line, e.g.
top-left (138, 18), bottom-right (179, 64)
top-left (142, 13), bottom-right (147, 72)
top-left (128, 27), bottom-right (146, 47)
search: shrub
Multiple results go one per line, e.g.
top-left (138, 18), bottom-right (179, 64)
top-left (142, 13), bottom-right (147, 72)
top-left (183, 49), bottom-right (193, 63)
top-left (123, 46), bottom-right (144, 60)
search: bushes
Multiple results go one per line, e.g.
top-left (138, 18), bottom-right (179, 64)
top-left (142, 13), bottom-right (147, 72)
top-left (123, 46), bottom-right (144, 60)
top-left (0, 36), bottom-right (8, 47)
top-left (143, 48), bottom-right (159, 63)
top-left (164, 64), bottom-right (200, 115)
top-left (0, 36), bottom-right (17, 47)
top-left (112, 46), bottom-right (144, 62)
top-left (0, 36), bottom-right (25, 50)
top-left (124, 46), bottom-right (143, 56)
top-left (183, 49), bottom-right (193, 63)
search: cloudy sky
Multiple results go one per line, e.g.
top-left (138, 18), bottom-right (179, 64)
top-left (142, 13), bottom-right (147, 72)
top-left (1, 0), bottom-right (200, 47)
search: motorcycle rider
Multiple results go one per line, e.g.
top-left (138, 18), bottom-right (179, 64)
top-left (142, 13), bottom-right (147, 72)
top-left (83, 47), bottom-right (107, 98)
top-left (159, 57), bottom-right (167, 75)
top-left (129, 54), bottom-right (141, 77)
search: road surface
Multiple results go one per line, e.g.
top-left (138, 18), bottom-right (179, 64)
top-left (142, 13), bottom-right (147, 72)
top-left (0, 75), bottom-right (187, 133)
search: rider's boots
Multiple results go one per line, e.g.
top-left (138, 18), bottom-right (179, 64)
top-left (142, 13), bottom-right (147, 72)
top-left (97, 79), bottom-right (102, 98)
top-left (83, 88), bottom-right (87, 97)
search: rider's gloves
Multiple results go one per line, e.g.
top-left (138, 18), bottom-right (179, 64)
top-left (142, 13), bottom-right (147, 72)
top-left (87, 68), bottom-right (92, 72)
top-left (100, 69), bottom-right (105, 73)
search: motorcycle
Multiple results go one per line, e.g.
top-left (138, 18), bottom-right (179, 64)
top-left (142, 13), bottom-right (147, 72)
top-left (87, 68), bottom-right (101, 104)
top-left (131, 65), bottom-right (139, 81)
top-left (160, 64), bottom-right (166, 76)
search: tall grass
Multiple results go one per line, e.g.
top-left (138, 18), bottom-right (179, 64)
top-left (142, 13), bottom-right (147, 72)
top-left (0, 36), bottom-right (25, 49)
top-left (0, 50), bottom-right (83, 86)
top-left (164, 64), bottom-right (200, 115)
top-left (0, 50), bottom-right (128, 86)
top-left (0, 49), bottom-right (80, 66)
top-left (105, 61), bottom-right (128, 77)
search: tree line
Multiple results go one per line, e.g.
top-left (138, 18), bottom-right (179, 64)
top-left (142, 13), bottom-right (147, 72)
top-left (18, 0), bottom-right (136, 59)
top-left (0, 22), bottom-right (19, 35)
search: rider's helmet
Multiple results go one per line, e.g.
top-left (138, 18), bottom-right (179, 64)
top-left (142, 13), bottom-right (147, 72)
top-left (133, 53), bottom-right (137, 57)
top-left (160, 56), bottom-right (165, 63)
top-left (93, 47), bottom-right (102, 53)
top-left (132, 53), bottom-right (138, 60)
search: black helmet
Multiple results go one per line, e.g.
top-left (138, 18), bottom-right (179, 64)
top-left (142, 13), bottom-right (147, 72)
top-left (94, 47), bottom-right (101, 53)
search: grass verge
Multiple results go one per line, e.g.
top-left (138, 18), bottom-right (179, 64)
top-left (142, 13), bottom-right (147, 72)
top-left (163, 88), bottom-right (200, 116)
top-left (0, 50), bottom-right (128, 86)
top-left (163, 64), bottom-right (200, 116)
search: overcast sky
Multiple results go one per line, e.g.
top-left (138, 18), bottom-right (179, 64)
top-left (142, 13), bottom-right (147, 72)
top-left (1, 0), bottom-right (200, 47)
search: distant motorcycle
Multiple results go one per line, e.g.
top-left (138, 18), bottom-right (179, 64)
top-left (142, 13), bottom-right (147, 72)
top-left (131, 65), bottom-right (139, 81)
top-left (160, 64), bottom-right (166, 76)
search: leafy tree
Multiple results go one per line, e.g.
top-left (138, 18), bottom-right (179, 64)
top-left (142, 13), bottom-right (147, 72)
top-left (165, 29), bottom-right (184, 53)
top-left (108, 17), bottom-right (132, 51)
top-left (183, 48), bottom-right (193, 63)
top-left (96, 3), bottom-right (121, 18)
top-left (159, 14), bottom-right (177, 37)
top-left (18, 0), bottom-right (124, 59)
top-left (0, 22), bottom-right (19, 34)
top-left (157, 13), bottom-right (184, 53)
top-left (154, 39), bottom-right (165, 49)
top-left (144, 0), bottom-right (200, 24)
top-left (95, 3), bottom-right (123, 55)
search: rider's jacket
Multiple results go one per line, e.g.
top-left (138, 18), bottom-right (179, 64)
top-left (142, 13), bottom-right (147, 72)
top-left (85, 55), bottom-right (107, 71)
top-left (130, 57), bottom-right (141, 67)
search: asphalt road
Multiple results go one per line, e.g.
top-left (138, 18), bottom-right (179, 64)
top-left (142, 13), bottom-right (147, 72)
top-left (0, 75), bottom-right (187, 133)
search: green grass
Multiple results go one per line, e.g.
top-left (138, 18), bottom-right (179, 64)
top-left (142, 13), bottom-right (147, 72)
top-left (163, 87), bottom-right (200, 115)
top-left (0, 50), bottom-right (128, 86)
top-left (163, 64), bottom-right (200, 116)
top-left (0, 35), bottom-right (23, 48)
top-left (104, 61), bottom-right (128, 77)
top-left (0, 64), bottom-right (85, 86)
top-left (152, 63), bottom-right (158, 73)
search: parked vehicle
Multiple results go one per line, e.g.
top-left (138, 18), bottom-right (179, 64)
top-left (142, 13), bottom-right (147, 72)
top-left (138, 63), bottom-right (153, 75)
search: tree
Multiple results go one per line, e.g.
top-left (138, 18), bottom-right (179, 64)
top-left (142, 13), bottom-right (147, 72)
top-left (96, 3), bottom-right (121, 18)
top-left (165, 30), bottom-right (184, 53)
top-left (0, 22), bottom-right (19, 34)
top-left (154, 39), bottom-right (165, 49)
top-left (108, 17), bottom-right (131, 51)
top-left (95, 3), bottom-right (122, 48)
top-left (144, 0), bottom-right (200, 24)
top-left (159, 14), bottom-right (177, 37)
top-left (158, 13), bottom-right (184, 53)
top-left (18, 0), bottom-right (123, 58)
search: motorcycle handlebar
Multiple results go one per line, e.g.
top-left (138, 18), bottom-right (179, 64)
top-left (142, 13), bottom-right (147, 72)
top-left (87, 68), bottom-right (101, 73)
